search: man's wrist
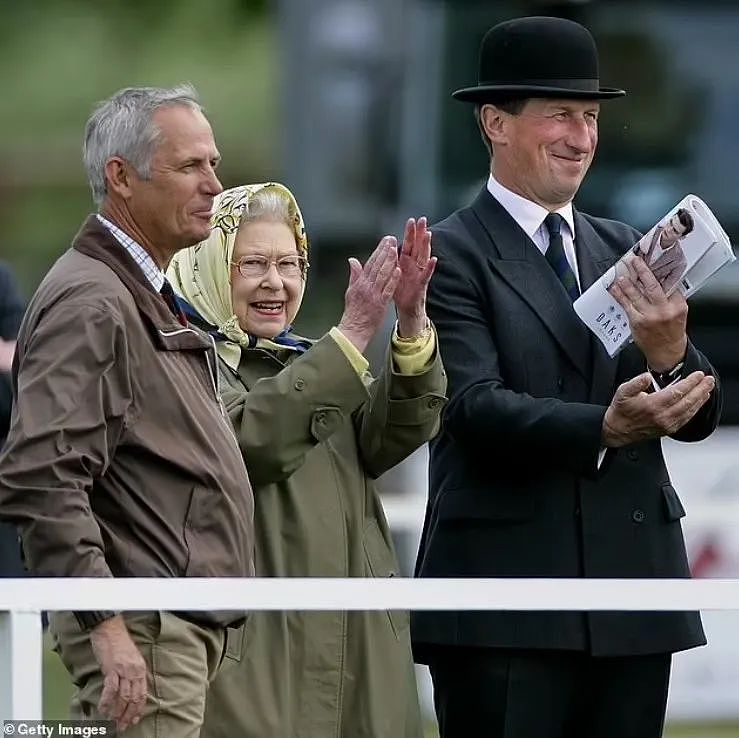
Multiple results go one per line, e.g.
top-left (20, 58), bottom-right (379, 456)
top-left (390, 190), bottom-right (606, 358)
top-left (648, 361), bottom-right (684, 389)
top-left (646, 338), bottom-right (687, 375)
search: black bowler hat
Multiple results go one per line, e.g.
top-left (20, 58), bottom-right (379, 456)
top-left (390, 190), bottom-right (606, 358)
top-left (452, 16), bottom-right (625, 103)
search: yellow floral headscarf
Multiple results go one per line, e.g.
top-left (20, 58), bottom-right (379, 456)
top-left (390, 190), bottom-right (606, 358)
top-left (167, 182), bottom-right (309, 372)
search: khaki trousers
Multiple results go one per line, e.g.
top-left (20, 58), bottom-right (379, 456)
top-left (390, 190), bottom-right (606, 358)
top-left (49, 611), bottom-right (226, 738)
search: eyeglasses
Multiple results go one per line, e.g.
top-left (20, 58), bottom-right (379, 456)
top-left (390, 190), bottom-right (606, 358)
top-left (231, 254), bottom-right (309, 279)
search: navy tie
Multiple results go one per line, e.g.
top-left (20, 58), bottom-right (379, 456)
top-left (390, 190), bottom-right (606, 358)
top-left (544, 213), bottom-right (580, 302)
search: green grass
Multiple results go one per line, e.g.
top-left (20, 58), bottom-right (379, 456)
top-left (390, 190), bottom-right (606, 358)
top-left (423, 721), bottom-right (739, 737)
top-left (423, 724), bottom-right (739, 737)
top-left (665, 726), bottom-right (739, 737)
top-left (42, 632), bottom-right (75, 719)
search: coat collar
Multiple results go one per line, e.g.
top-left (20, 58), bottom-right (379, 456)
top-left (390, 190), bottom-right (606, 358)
top-left (470, 188), bottom-right (592, 379)
top-left (486, 174), bottom-right (575, 244)
top-left (71, 215), bottom-right (212, 352)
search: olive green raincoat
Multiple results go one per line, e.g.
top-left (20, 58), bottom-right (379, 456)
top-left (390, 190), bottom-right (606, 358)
top-left (203, 332), bottom-right (446, 738)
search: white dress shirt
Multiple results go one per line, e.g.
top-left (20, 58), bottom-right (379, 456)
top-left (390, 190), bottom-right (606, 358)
top-left (486, 174), bottom-right (581, 290)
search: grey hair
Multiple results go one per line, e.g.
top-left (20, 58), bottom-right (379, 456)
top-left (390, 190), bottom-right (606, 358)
top-left (83, 84), bottom-right (202, 206)
top-left (240, 189), bottom-right (293, 229)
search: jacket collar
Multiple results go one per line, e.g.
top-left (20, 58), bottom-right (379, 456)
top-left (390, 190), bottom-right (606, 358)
top-left (71, 215), bottom-right (211, 352)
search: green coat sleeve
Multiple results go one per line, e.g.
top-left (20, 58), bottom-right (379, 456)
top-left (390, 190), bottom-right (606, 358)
top-left (354, 325), bottom-right (447, 479)
top-left (220, 328), bottom-right (448, 486)
top-left (219, 333), bottom-right (370, 487)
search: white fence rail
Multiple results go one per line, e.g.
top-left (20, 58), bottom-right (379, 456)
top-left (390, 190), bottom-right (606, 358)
top-left (4, 577), bottom-right (739, 722)
top-left (4, 576), bottom-right (739, 612)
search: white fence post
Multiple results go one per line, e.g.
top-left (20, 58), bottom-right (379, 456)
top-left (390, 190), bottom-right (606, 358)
top-left (0, 610), bottom-right (43, 720)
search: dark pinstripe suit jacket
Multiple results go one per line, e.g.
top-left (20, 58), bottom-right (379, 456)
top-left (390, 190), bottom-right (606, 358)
top-left (412, 187), bottom-right (721, 659)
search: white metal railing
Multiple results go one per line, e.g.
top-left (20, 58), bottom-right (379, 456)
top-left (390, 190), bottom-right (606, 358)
top-left (0, 608), bottom-right (42, 721)
top-left (5, 577), bottom-right (739, 613)
top-left (4, 577), bottom-right (739, 721)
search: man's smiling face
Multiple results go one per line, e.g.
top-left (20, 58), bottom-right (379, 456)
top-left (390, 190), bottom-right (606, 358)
top-left (491, 97), bottom-right (600, 210)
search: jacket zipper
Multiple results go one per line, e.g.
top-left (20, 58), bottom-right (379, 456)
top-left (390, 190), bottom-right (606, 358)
top-left (204, 338), bottom-right (226, 417)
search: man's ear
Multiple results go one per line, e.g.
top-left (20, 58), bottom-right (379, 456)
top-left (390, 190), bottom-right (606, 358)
top-left (104, 156), bottom-right (134, 199)
top-left (480, 104), bottom-right (508, 146)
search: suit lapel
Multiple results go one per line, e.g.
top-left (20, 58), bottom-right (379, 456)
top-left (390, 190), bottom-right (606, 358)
top-left (469, 189), bottom-right (591, 380)
top-left (572, 211), bottom-right (618, 292)
top-left (572, 210), bottom-right (623, 405)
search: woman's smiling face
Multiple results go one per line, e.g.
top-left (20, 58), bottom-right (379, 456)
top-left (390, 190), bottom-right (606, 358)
top-left (230, 219), bottom-right (303, 338)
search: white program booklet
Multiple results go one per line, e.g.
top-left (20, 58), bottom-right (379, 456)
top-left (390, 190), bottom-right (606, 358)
top-left (574, 195), bottom-right (735, 357)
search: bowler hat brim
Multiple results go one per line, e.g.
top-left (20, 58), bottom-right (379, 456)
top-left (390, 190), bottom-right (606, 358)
top-left (452, 83), bottom-right (626, 103)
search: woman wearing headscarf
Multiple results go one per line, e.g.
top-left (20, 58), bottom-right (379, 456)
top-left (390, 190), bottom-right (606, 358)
top-left (167, 182), bottom-right (446, 738)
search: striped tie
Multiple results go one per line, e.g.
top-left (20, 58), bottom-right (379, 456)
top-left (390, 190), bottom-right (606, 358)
top-left (544, 213), bottom-right (580, 302)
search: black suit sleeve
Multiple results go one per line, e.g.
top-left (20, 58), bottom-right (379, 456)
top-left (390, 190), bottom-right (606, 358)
top-left (428, 228), bottom-right (605, 476)
top-left (667, 339), bottom-right (722, 442)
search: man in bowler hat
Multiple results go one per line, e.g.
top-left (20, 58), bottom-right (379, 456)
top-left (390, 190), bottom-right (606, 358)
top-left (412, 16), bottom-right (721, 738)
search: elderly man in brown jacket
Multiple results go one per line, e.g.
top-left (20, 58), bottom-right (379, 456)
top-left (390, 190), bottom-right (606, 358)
top-left (0, 85), bottom-right (255, 736)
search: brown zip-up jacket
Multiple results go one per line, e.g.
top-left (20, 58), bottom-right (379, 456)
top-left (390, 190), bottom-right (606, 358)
top-left (0, 216), bottom-right (255, 628)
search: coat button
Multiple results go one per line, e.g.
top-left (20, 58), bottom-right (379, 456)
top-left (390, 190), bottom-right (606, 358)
top-left (294, 378), bottom-right (305, 391)
top-left (632, 509), bottom-right (646, 523)
top-left (315, 411), bottom-right (326, 424)
top-left (557, 378), bottom-right (564, 391)
top-left (428, 398), bottom-right (442, 410)
top-left (628, 449), bottom-right (639, 461)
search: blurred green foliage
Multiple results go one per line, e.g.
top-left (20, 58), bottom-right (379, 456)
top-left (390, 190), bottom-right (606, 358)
top-left (0, 0), bottom-right (278, 293)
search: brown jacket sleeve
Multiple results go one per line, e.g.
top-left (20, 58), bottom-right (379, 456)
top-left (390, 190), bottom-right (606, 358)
top-left (0, 302), bottom-right (132, 578)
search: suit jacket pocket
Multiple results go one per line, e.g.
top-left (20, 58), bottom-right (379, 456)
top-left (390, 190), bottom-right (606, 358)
top-left (662, 483), bottom-right (686, 521)
top-left (436, 484), bottom-right (534, 522)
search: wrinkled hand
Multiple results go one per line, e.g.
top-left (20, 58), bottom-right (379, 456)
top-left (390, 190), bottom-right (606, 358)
top-left (0, 339), bottom-right (15, 373)
top-left (608, 255), bottom-right (687, 371)
top-left (602, 371), bottom-right (715, 447)
top-left (394, 217), bottom-right (437, 338)
top-left (337, 236), bottom-right (401, 354)
top-left (90, 615), bottom-right (148, 731)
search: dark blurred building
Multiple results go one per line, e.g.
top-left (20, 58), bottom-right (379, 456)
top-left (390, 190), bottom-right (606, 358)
top-left (0, 261), bottom-right (25, 576)
top-left (278, 0), bottom-right (739, 419)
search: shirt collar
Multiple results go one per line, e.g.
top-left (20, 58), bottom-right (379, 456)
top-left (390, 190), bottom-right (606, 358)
top-left (96, 214), bottom-right (165, 292)
top-left (486, 174), bottom-right (575, 239)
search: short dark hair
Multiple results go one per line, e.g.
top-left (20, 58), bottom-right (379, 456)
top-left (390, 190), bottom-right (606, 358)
top-left (676, 207), bottom-right (694, 234)
top-left (473, 97), bottom-right (529, 159)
